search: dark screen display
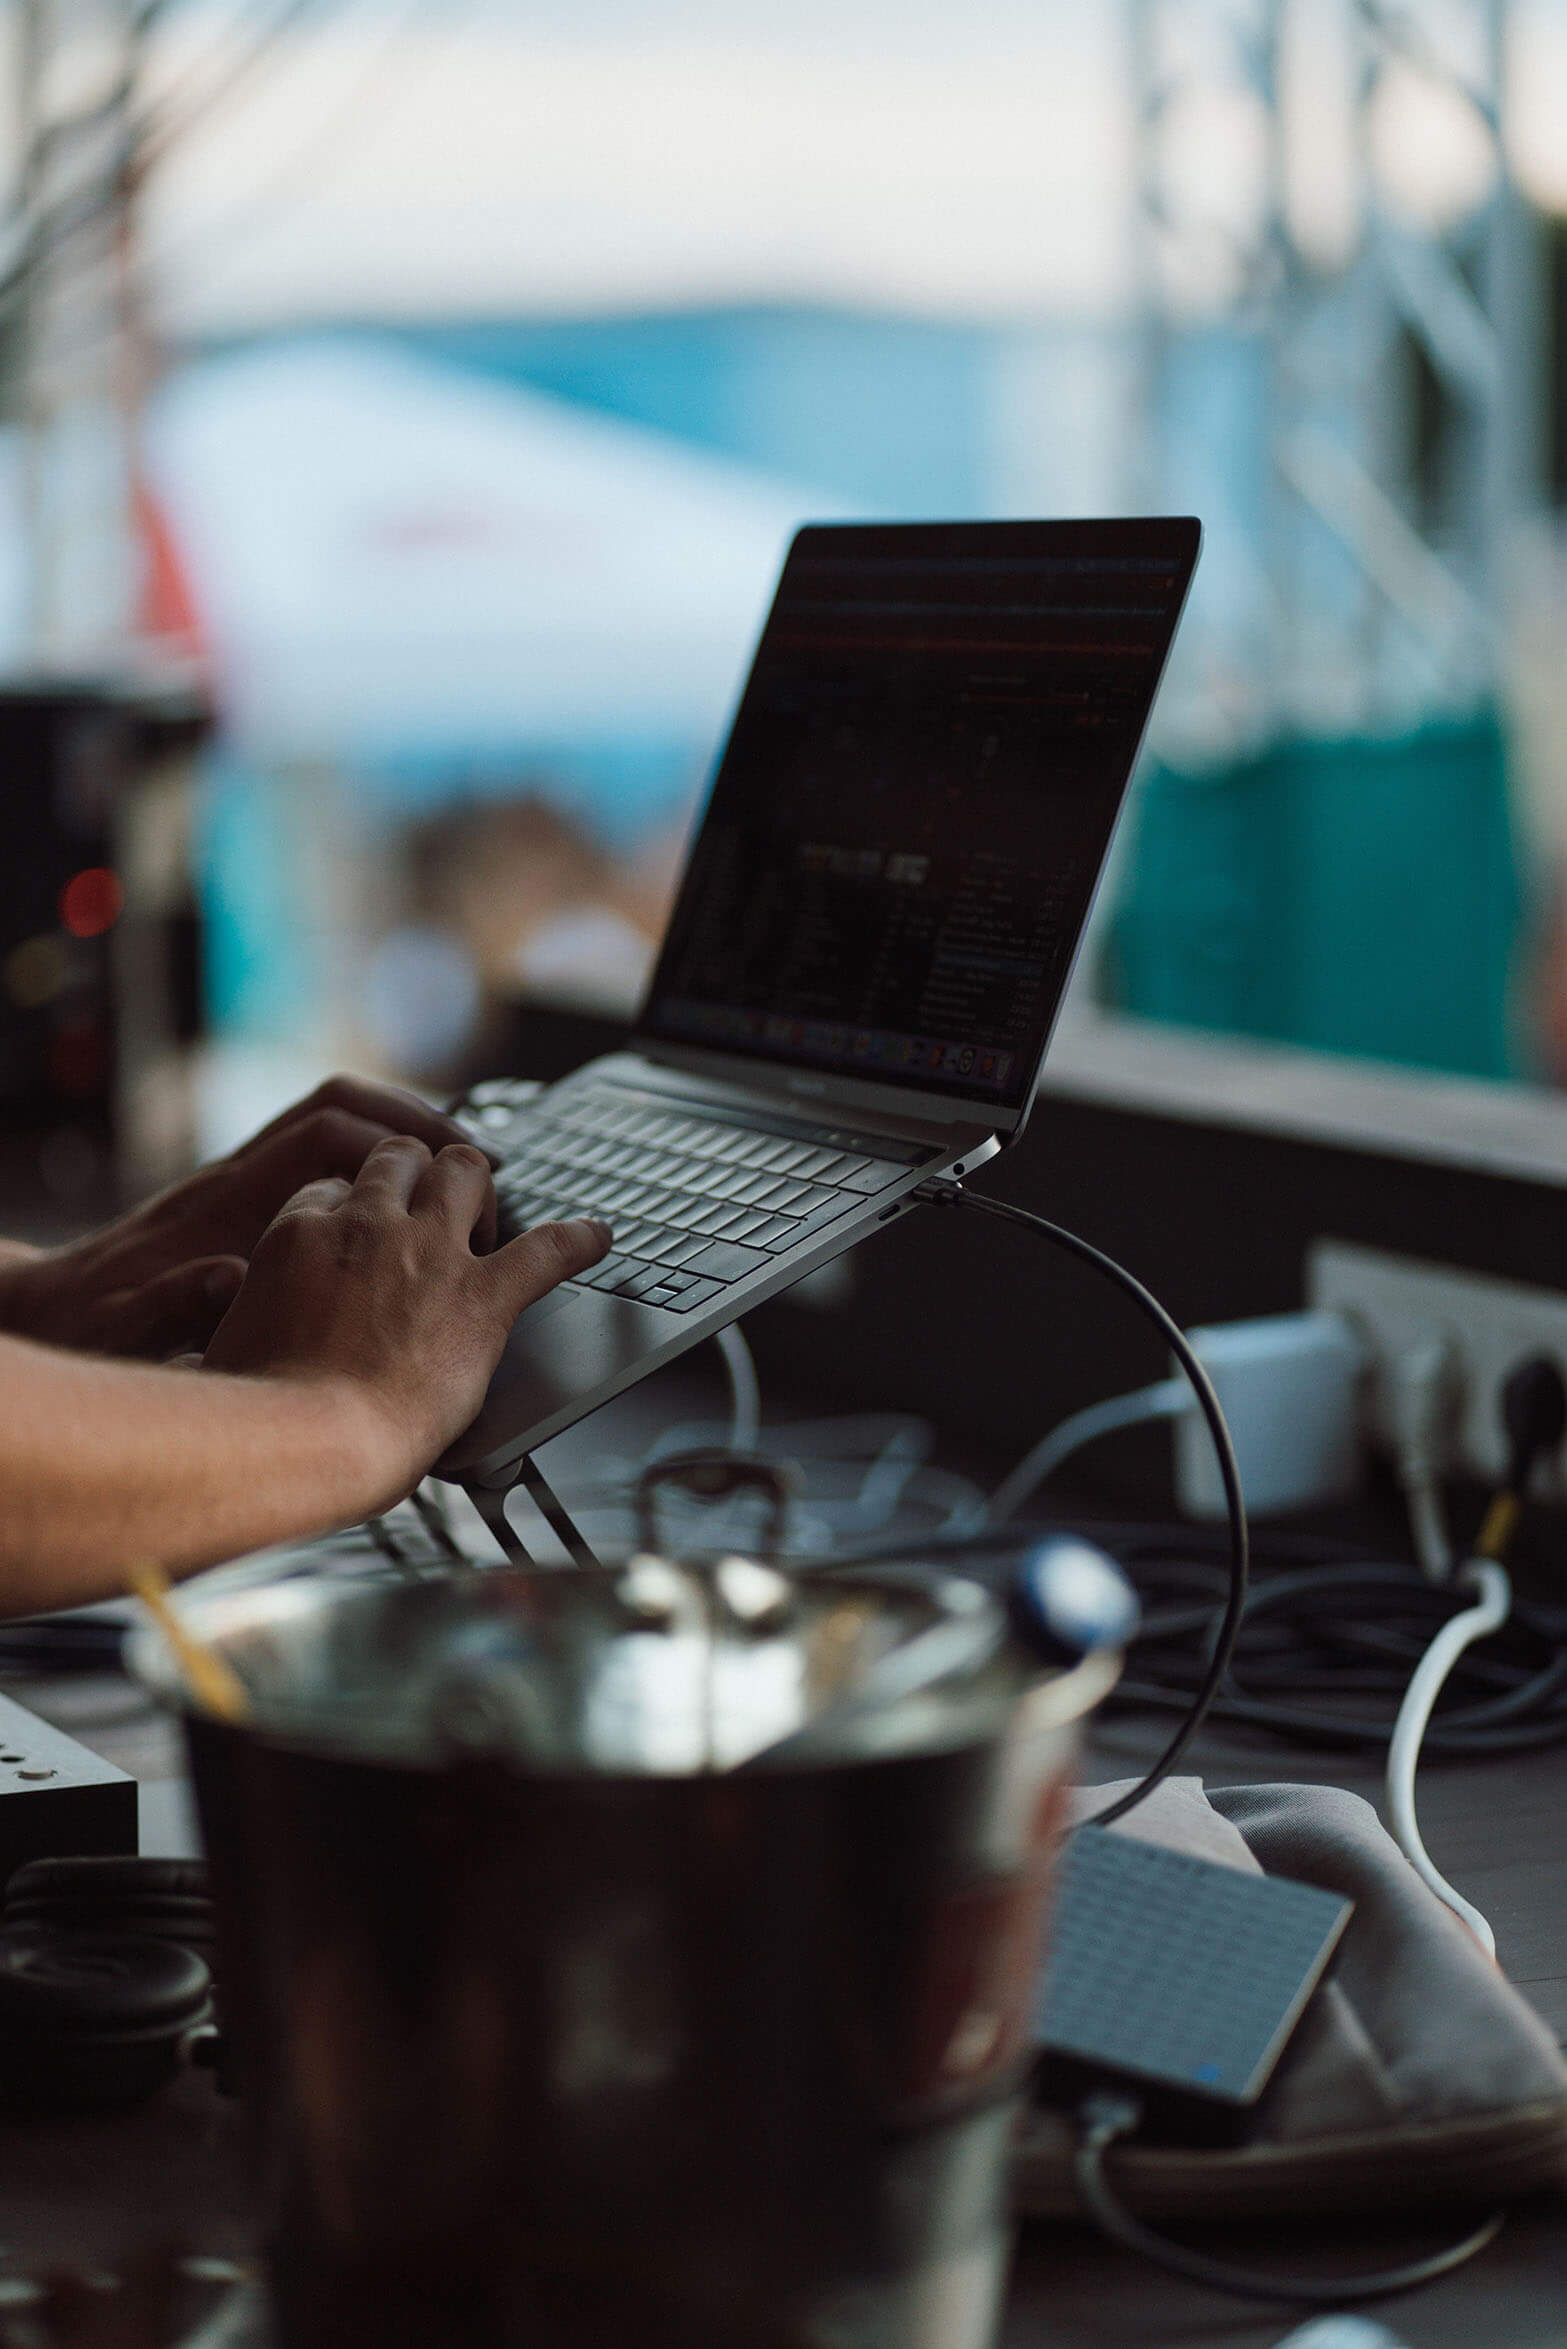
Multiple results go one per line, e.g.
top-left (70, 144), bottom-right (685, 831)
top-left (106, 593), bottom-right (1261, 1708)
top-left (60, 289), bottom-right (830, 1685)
top-left (640, 519), bottom-right (1199, 1109)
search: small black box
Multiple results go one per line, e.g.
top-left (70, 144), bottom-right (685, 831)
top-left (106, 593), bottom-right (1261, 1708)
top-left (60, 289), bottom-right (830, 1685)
top-left (0, 1690), bottom-right (137, 1894)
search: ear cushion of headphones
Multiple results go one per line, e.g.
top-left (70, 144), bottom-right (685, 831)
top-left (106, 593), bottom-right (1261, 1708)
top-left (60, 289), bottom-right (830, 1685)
top-left (6, 1856), bottom-right (209, 1903)
top-left (3, 1855), bottom-right (218, 1977)
top-left (0, 1929), bottom-right (212, 2110)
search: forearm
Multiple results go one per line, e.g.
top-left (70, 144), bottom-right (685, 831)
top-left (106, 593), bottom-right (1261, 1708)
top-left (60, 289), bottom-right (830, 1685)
top-left (0, 1335), bottom-right (400, 1616)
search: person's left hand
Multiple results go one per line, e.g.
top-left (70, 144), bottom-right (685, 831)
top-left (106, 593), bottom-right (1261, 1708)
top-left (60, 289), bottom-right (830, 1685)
top-left (0, 1074), bottom-right (497, 1362)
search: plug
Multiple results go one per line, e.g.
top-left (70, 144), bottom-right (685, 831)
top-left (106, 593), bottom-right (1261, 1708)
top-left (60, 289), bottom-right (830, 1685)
top-left (1501, 1355), bottom-right (1567, 1493)
top-left (1475, 1353), bottom-right (1567, 1561)
top-left (1382, 1334), bottom-right (1465, 1580)
top-left (1174, 1309), bottom-right (1363, 1521)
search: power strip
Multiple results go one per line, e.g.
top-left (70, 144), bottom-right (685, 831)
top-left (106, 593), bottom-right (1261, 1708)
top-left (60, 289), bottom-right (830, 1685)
top-left (0, 1689), bottom-right (137, 1892)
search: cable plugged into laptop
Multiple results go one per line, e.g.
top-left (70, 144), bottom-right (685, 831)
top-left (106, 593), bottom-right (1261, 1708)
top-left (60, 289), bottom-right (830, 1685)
top-left (914, 1177), bottom-right (1247, 1825)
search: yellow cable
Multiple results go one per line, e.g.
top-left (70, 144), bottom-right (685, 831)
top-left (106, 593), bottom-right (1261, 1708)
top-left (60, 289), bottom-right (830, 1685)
top-left (127, 1560), bottom-right (250, 1725)
top-left (1474, 1490), bottom-right (1521, 1563)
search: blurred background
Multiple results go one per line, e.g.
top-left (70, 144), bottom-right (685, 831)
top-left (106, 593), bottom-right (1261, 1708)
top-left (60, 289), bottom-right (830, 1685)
top-left (2, 0), bottom-right (1566, 1219)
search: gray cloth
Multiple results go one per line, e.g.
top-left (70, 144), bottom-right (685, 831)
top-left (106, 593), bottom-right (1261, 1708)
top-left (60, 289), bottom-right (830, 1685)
top-left (1013, 1778), bottom-right (1567, 2220)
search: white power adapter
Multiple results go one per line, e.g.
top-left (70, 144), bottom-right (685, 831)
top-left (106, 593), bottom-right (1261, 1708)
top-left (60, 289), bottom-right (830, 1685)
top-left (1175, 1309), bottom-right (1364, 1521)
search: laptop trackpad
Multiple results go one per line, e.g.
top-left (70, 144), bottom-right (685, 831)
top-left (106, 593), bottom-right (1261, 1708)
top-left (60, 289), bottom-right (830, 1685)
top-left (436, 1282), bottom-right (646, 1479)
top-left (514, 1288), bottom-right (576, 1335)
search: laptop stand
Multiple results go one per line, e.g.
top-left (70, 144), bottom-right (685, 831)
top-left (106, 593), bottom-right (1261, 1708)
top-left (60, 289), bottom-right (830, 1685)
top-left (462, 1456), bottom-right (604, 1572)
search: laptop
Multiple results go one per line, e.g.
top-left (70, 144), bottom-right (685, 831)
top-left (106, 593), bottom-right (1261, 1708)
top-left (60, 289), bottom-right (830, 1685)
top-left (436, 517), bottom-right (1200, 1489)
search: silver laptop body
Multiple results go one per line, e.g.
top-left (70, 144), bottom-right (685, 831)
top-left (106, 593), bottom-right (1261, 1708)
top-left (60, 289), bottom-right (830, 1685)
top-left (436, 517), bottom-right (1201, 1488)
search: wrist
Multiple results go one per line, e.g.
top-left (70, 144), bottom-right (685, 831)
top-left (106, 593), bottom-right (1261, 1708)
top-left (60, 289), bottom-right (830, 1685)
top-left (268, 1368), bottom-right (429, 1519)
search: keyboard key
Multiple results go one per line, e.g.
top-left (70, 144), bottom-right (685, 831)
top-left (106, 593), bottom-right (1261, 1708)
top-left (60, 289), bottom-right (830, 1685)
top-left (790, 1197), bottom-right (862, 1241)
top-left (729, 1170), bottom-right (781, 1206)
top-left (746, 1214), bottom-right (800, 1248)
top-left (704, 1206), bottom-right (762, 1240)
top-left (589, 1182), bottom-right (637, 1211)
top-left (637, 1228), bottom-right (692, 1265)
top-left (576, 1253), bottom-right (632, 1290)
top-left (788, 1184), bottom-right (840, 1216)
top-left (728, 1134), bottom-right (782, 1168)
top-left (683, 1162), bottom-right (732, 1199)
top-left (791, 1148), bottom-right (844, 1179)
top-left (745, 1177), bottom-right (802, 1210)
top-left (618, 1266), bottom-right (674, 1302)
top-left (812, 1153), bottom-right (869, 1183)
top-left (664, 1278), bottom-right (723, 1312)
top-left (723, 1209), bottom-right (776, 1242)
top-left (836, 1159), bottom-right (903, 1194)
top-left (657, 1230), bottom-right (714, 1268)
top-left (705, 1168), bottom-right (757, 1202)
top-left (765, 1180), bottom-right (817, 1211)
top-left (683, 1240), bottom-right (770, 1282)
top-left (740, 1137), bottom-right (799, 1172)
top-left (688, 1202), bottom-right (737, 1236)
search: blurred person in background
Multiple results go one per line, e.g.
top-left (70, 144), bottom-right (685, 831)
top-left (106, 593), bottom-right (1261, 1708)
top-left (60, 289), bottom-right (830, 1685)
top-left (0, 1075), bottom-right (609, 1616)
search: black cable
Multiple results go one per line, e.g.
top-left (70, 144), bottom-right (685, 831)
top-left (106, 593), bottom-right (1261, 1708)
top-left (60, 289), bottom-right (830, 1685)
top-left (1074, 2092), bottom-right (1505, 2305)
top-left (1108, 1548), bottom-right (1567, 1754)
top-left (917, 1183), bottom-right (1249, 1826)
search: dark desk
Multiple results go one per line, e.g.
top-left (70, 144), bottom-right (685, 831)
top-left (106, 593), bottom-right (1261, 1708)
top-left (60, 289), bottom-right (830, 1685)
top-left (2, 1679), bottom-right (1564, 2348)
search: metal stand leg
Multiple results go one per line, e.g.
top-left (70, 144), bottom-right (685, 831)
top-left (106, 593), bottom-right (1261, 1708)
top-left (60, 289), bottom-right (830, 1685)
top-left (463, 1456), bottom-right (602, 1571)
top-left (517, 1456), bottom-right (603, 1569)
top-left (463, 1479), bottom-right (540, 1567)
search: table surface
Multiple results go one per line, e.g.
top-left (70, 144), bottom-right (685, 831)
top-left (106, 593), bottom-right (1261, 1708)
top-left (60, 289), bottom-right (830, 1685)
top-left (1, 1670), bottom-right (1564, 2349)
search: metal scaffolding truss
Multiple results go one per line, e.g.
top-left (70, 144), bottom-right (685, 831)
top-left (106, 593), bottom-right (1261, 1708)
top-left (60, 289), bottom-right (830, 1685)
top-left (1131, 0), bottom-right (1536, 736)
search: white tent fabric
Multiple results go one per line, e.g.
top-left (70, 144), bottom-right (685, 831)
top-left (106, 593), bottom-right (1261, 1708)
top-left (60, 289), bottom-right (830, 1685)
top-left (142, 336), bottom-right (848, 770)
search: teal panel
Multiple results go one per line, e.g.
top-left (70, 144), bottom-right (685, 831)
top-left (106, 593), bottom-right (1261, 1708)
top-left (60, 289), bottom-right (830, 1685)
top-left (1105, 710), bottom-right (1523, 1081)
top-left (1281, 718), bottom-right (1519, 1076)
top-left (1106, 747), bottom-right (1294, 1040)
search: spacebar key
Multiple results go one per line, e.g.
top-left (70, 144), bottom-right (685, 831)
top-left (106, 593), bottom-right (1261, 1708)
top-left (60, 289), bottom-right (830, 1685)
top-left (682, 1239), bottom-right (771, 1282)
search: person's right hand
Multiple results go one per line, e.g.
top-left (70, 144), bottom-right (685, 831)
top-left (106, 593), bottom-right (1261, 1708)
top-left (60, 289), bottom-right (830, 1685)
top-left (202, 1138), bottom-right (610, 1509)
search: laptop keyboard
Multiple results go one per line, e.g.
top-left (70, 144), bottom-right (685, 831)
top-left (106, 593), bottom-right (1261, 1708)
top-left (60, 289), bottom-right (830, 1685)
top-left (472, 1083), bottom-right (934, 1313)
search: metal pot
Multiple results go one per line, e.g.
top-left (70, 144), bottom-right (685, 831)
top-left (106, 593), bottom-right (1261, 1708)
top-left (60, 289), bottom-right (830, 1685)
top-left (129, 1457), bottom-right (1132, 2349)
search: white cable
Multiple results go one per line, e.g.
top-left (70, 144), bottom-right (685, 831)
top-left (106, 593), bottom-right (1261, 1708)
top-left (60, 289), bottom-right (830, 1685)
top-left (986, 1378), bottom-right (1189, 1524)
top-left (1385, 1559), bottom-right (1510, 1958)
top-left (1403, 1477), bottom-right (1455, 1584)
top-left (714, 1324), bottom-right (760, 1453)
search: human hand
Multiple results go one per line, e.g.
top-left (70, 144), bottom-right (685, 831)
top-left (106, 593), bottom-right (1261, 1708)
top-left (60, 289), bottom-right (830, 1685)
top-left (202, 1138), bottom-right (610, 1506)
top-left (0, 1075), bottom-right (495, 1362)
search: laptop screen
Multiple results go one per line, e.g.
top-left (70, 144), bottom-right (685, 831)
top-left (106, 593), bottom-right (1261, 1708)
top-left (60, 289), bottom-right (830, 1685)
top-left (638, 518), bottom-right (1199, 1113)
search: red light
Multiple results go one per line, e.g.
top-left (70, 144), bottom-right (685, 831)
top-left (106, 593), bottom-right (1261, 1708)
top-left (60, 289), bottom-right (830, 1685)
top-left (59, 868), bottom-right (124, 938)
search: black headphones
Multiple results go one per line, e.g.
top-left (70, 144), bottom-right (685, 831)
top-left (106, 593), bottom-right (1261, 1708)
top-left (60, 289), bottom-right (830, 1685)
top-left (0, 1856), bottom-right (215, 2110)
